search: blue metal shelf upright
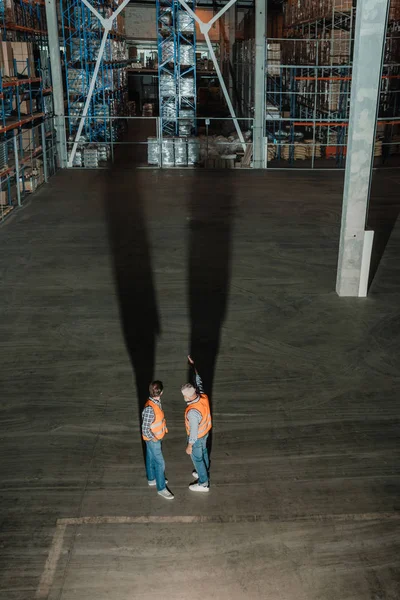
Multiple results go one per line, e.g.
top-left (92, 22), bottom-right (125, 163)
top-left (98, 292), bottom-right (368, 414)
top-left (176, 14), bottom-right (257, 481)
top-left (156, 0), bottom-right (196, 137)
top-left (60, 0), bottom-right (128, 145)
top-left (0, 0), bottom-right (56, 222)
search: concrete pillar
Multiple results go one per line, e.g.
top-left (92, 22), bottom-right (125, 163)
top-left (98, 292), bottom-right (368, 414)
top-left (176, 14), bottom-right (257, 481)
top-left (336, 0), bottom-right (390, 297)
top-left (45, 0), bottom-right (67, 168)
top-left (253, 0), bottom-right (266, 168)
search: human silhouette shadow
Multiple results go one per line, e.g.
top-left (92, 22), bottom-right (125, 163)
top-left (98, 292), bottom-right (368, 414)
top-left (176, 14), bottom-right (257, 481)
top-left (188, 168), bottom-right (234, 457)
top-left (105, 123), bottom-right (160, 462)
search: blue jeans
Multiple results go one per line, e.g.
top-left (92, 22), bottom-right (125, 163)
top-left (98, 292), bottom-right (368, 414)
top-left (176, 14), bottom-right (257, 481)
top-left (191, 434), bottom-right (209, 485)
top-left (145, 440), bottom-right (166, 491)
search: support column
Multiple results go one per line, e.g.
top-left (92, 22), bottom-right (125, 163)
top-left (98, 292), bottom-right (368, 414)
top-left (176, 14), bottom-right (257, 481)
top-left (45, 0), bottom-right (67, 168)
top-left (336, 0), bottom-right (390, 297)
top-left (227, 4), bottom-right (236, 102)
top-left (253, 0), bottom-right (266, 168)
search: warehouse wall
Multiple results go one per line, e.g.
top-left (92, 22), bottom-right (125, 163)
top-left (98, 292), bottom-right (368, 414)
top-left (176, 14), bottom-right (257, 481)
top-left (125, 5), bottom-right (157, 40)
top-left (125, 5), bottom-right (251, 41)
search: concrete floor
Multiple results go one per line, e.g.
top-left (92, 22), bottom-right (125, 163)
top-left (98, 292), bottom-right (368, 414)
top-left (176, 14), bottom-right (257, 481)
top-left (0, 167), bottom-right (399, 599)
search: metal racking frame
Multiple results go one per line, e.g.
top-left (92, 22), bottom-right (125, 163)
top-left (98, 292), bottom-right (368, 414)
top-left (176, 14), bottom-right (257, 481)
top-left (258, 0), bottom-right (400, 168)
top-left (0, 0), bottom-right (57, 222)
top-left (156, 0), bottom-right (197, 137)
top-left (60, 0), bottom-right (129, 165)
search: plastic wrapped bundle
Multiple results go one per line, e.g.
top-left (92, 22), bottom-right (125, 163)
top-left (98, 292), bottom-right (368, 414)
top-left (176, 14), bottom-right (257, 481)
top-left (147, 137), bottom-right (159, 165)
top-left (174, 137), bottom-right (187, 166)
top-left (98, 145), bottom-right (109, 162)
top-left (180, 77), bottom-right (195, 97)
top-left (162, 41), bottom-right (174, 63)
top-left (179, 108), bottom-right (195, 120)
top-left (179, 120), bottom-right (192, 137)
top-left (187, 138), bottom-right (200, 165)
top-left (73, 150), bottom-right (83, 167)
top-left (84, 147), bottom-right (99, 168)
top-left (160, 9), bottom-right (172, 27)
top-left (160, 73), bottom-right (175, 97)
top-left (162, 139), bottom-right (175, 166)
top-left (179, 11), bottom-right (194, 32)
top-left (68, 69), bottom-right (86, 94)
top-left (179, 45), bottom-right (194, 65)
top-left (215, 135), bottom-right (228, 155)
top-left (162, 101), bottom-right (176, 121)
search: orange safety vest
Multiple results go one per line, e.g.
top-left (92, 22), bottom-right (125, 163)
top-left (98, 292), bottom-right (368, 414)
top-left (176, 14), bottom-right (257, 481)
top-left (142, 399), bottom-right (168, 441)
top-left (185, 394), bottom-right (212, 439)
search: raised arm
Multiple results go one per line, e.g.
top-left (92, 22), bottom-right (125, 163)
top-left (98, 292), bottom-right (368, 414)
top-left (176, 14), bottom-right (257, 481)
top-left (187, 355), bottom-right (204, 393)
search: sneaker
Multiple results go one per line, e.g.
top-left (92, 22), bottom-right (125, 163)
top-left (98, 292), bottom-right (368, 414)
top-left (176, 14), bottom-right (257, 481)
top-left (158, 488), bottom-right (174, 500)
top-left (189, 483), bottom-right (209, 493)
top-left (148, 479), bottom-right (168, 486)
top-left (192, 470), bottom-right (199, 480)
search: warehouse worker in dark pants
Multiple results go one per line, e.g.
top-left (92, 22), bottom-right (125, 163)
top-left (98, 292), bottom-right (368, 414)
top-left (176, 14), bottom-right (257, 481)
top-left (142, 381), bottom-right (174, 500)
top-left (181, 356), bottom-right (212, 493)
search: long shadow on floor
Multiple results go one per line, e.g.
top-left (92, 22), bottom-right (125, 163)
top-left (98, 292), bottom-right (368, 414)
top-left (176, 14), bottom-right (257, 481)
top-left (367, 171), bottom-right (400, 287)
top-left (188, 169), bottom-right (235, 455)
top-left (105, 131), bottom-right (160, 462)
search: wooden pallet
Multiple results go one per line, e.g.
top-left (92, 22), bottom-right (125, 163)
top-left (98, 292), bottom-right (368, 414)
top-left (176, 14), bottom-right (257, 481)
top-left (0, 204), bottom-right (15, 220)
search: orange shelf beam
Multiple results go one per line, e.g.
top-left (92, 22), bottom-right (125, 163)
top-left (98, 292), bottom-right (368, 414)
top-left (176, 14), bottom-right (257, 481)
top-left (295, 75), bottom-right (400, 82)
top-left (0, 111), bottom-right (44, 134)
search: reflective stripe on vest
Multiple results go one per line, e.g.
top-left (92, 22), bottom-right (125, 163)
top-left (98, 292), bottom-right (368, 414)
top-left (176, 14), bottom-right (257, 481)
top-left (142, 399), bottom-right (168, 441)
top-left (185, 393), bottom-right (212, 439)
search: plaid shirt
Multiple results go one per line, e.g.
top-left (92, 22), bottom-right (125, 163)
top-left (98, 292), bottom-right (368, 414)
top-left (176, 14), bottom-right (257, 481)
top-left (142, 397), bottom-right (162, 441)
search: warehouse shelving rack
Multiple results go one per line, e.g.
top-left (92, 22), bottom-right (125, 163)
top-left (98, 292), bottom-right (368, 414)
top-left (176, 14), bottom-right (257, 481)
top-left (260, 0), bottom-right (400, 167)
top-left (0, 0), bottom-right (57, 222)
top-left (156, 0), bottom-right (197, 137)
top-left (60, 0), bottom-right (128, 155)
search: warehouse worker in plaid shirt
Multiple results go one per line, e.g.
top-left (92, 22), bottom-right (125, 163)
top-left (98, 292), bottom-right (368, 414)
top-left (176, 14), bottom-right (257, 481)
top-left (181, 356), bottom-right (212, 493)
top-left (142, 380), bottom-right (174, 500)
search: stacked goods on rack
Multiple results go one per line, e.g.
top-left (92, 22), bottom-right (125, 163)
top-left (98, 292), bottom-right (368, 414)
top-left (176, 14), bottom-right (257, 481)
top-left (0, 0), bottom-right (57, 221)
top-left (390, 0), bottom-right (400, 21)
top-left (0, 42), bottom-right (15, 77)
top-left (272, 141), bottom-right (323, 162)
top-left (284, 0), bottom-right (353, 28)
top-left (147, 131), bottom-right (254, 167)
top-left (61, 0), bottom-right (129, 162)
top-left (267, 43), bottom-right (281, 76)
top-left (157, 0), bottom-right (197, 139)
top-left (20, 157), bottom-right (45, 193)
top-left (4, 0), bottom-right (47, 33)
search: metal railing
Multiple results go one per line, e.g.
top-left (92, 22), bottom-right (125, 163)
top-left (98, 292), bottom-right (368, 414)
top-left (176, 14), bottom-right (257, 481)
top-left (64, 116), bottom-right (255, 169)
top-left (0, 118), bottom-right (58, 223)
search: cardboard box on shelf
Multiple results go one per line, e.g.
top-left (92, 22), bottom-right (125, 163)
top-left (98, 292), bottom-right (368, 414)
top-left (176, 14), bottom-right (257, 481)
top-left (19, 100), bottom-right (34, 115)
top-left (1, 42), bottom-right (15, 77)
top-left (20, 128), bottom-right (40, 150)
top-left (4, 0), bottom-right (15, 23)
top-left (10, 42), bottom-right (35, 76)
top-left (128, 46), bottom-right (137, 60)
top-left (0, 184), bottom-right (18, 205)
top-left (20, 177), bottom-right (37, 193)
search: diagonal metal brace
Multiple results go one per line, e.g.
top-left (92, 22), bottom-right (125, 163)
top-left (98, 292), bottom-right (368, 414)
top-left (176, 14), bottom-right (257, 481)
top-left (67, 0), bottom-right (131, 167)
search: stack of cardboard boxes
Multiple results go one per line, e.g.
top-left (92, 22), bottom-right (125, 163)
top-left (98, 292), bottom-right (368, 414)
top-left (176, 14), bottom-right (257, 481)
top-left (0, 42), bottom-right (16, 77)
top-left (0, 41), bottom-right (36, 78)
top-left (20, 127), bottom-right (41, 153)
top-left (20, 158), bottom-right (45, 194)
top-left (10, 42), bottom-right (36, 76)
